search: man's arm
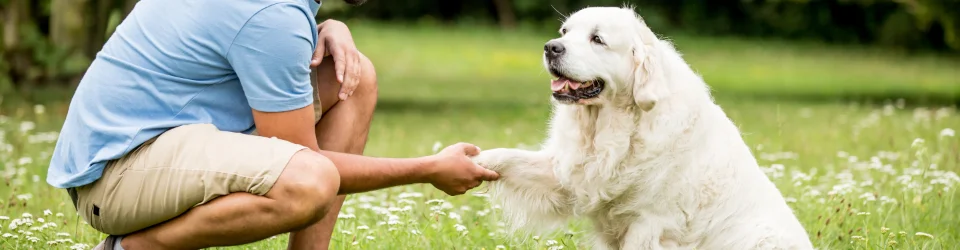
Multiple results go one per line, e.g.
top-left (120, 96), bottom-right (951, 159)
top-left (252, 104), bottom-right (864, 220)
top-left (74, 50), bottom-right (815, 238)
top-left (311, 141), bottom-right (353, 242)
top-left (251, 105), bottom-right (497, 195)
top-left (227, 3), bottom-right (496, 196)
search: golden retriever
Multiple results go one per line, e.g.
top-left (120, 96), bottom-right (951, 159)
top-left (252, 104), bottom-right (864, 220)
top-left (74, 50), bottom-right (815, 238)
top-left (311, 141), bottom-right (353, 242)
top-left (473, 6), bottom-right (814, 250)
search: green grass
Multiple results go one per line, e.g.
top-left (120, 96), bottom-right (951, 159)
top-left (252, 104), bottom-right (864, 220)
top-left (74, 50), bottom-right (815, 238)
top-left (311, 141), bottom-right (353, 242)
top-left (1, 21), bottom-right (959, 249)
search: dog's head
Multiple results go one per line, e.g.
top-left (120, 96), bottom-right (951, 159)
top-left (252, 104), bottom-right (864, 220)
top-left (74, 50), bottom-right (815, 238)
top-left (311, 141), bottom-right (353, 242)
top-left (544, 6), bottom-right (665, 110)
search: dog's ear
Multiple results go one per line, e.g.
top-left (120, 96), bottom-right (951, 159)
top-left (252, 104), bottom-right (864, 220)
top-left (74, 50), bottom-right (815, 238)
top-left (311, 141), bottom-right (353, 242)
top-left (631, 16), bottom-right (667, 112)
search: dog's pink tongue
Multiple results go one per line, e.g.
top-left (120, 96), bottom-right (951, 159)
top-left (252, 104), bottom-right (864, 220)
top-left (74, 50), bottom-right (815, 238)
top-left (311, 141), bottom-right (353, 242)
top-left (551, 78), bottom-right (569, 92)
top-left (568, 81), bottom-right (582, 90)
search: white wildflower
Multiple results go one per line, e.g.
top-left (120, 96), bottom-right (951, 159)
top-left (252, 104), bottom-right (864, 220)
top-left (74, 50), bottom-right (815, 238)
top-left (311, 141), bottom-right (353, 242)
top-left (34, 105), bottom-right (45, 115)
top-left (69, 243), bottom-right (90, 250)
top-left (848, 156), bottom-right (858, 163)
top-left (20, 121), bottom-right (36, 133)
top-left (911, 138), bottom-right (925, 148)
top-left (546, 240), bottom-right (559, 246)
top-left (454, 223), bottom-right (468, 235)
top-left (357, 195), bottom-right (376, 203)
top-left (879, 196), bottom-right (897, 205)
top-left (57, 232), bottom-right (70, 237)
top-left (43, 210), bottom-right (52, 216)
top-left (448, 212), bottom-right (461, 222)
top-left (940, 128), bottom-right (955, 138)
top-left (17, 157), bottom-right (32, 165)
top-left (15, 194), bottom-right (31, 200)
top-left (0, 216), bottom-right (8, 220)
top-left (340, 230), bottom-right (353, 235)
top-left (410, 229), bottom-right (421, 235)
top-left (496, 245), bottom-right (506, 249)
top-left (365, 235), bottom-right (375, 240)
top-left (55, 213), bottom-right (64, 217)
top-left (357, 225), bottom-right (370, 230)
top-left (859, 192), bottom-right (876, 202)
top-left (21, 213), bottom-right (32, 218)
top-left (398, 192), bottom-right (423, 199)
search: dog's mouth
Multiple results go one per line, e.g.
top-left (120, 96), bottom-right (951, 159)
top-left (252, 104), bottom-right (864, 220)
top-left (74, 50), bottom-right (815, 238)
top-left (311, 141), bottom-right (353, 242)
top-left (550, 75), bottom-right (605, 103)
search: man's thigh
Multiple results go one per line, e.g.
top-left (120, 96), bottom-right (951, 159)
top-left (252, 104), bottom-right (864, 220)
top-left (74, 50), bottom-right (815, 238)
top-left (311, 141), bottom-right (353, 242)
top-left (73, 123), bottom-right (307, 236)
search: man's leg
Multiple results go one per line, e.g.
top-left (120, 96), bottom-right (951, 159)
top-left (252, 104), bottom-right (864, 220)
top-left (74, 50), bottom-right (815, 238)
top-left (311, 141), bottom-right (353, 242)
top-left (75, 124), bottom-right (342, 249)
top-left (287, 53), bottom-right (377, 249)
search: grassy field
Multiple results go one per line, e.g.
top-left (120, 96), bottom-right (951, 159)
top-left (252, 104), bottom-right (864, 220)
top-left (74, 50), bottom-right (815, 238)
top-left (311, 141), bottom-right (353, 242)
top-left (1, 21), bottom-right (959, 250)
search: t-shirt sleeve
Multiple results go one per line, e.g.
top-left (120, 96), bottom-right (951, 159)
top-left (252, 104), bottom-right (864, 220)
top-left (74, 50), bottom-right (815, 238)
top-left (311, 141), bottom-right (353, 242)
top-left (226, 3), bottom-right (316, 112)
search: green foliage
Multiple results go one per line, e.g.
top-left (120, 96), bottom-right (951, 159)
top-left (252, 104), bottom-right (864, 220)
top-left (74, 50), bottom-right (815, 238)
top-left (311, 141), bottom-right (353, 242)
top-left (1, 22), bottom-right (959, 250)
top-left (325, 0), bottom-right (960, 53)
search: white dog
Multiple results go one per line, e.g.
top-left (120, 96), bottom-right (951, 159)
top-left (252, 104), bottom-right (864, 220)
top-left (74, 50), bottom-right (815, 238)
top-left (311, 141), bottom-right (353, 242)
top-left (472, 6), bottom-right (813, 250)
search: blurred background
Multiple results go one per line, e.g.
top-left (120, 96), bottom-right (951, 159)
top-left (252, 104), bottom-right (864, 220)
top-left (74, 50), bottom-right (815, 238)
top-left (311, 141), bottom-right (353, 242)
top-left (0, 0), bottom-right (957, 106)
top-left (1, 1), bottom-right (959, 249)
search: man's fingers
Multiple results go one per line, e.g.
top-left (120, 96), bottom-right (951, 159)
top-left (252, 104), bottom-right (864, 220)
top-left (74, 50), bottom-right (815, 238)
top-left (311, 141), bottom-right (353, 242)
top-left (341, 52), bottom-right (361, 99)
top-left (333, 49), bottom-right (346, 83)
top-left (460, 143), bottom-right (480, 156)
top-left (332, 48), bottom-right (348, 100)
top-left (311, 39), bottom-right (326, 67)
top-left (349, 55), bottom-right (361, 96)
top-left (480, 169), bottom-right (500, 181)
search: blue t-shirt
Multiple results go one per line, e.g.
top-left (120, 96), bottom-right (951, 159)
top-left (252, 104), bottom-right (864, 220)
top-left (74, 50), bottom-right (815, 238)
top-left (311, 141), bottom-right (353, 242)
top-left (47, 0), bottom-right (323, 188)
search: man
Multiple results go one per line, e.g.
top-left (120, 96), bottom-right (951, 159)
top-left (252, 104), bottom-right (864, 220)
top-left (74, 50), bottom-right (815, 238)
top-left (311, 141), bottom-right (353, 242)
top-left (46, 0), bottom-right (499, 249)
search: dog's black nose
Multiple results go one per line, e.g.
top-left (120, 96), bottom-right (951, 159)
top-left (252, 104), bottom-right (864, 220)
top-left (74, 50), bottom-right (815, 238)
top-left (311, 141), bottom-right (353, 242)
top-left (544, 41), bottom-right (565, 58)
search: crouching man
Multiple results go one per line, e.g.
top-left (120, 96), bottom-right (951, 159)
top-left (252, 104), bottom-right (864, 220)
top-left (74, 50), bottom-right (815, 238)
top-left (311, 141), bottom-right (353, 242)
top-left (46, 0), bottom-right (498, 249)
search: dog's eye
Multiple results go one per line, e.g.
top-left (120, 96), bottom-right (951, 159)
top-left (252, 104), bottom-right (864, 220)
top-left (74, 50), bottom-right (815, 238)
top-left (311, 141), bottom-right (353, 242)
top-left (560, 28), bottom-right (567, 35)
top-left (591, 35), bottom-right (604, 45)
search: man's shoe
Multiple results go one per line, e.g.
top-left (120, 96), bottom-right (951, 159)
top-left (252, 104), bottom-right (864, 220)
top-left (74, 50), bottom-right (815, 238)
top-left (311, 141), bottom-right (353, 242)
top-left (92, 235), bottom-right (121, 250)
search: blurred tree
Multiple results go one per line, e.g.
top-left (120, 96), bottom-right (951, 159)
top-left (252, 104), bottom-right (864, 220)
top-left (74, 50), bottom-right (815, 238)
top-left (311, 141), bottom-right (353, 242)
top-left (0, 0), bottom-right (957, 92)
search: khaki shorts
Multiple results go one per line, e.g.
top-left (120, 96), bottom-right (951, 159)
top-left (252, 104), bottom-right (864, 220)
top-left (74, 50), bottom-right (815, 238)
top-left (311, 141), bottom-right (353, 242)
top-left (70, 123), bottom-right (308, 235)
top-left (68, 69), bottom-right (327, 236)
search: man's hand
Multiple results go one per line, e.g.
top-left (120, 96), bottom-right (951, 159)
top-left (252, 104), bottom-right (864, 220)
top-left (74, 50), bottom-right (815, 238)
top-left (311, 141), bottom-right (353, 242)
top-left (312, 19), bottom-right (361, 101)
top-left (424, 143), bottom-right (501, 196)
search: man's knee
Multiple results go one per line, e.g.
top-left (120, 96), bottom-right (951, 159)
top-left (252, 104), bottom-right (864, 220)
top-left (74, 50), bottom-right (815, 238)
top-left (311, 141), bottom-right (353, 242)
top-left (272, 150), bottom-right (340, 225)
top-left (355, 52), bottom-right (378, 102)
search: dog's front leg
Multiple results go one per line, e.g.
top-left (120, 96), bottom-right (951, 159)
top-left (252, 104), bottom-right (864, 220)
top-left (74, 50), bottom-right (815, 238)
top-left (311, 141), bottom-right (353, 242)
top-left (472, 148), bottom-right (572, 233)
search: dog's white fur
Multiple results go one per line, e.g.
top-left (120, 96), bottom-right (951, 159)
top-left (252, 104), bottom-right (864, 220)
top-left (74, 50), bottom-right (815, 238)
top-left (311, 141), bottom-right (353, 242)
top-left (472, 6), bottom-right (813, 250)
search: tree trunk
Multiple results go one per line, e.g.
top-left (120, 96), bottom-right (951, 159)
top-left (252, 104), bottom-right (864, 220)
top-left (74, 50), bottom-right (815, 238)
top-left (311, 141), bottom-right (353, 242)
top-left (492, 0), bottom-right (517, 30)
top-left (84, 0), bottom-right (113, 60)
top-left (3, 0), bottom-right (39, 87)
top-left (3, 0), bottom-right (26, 50)
top-left (51, 0), bottom-right (89, 56)
top-left (122, 0), bottom-right (138, 17)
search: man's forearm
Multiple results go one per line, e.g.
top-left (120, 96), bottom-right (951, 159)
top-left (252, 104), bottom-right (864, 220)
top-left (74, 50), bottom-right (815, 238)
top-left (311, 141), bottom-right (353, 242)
top-left (251, 105), bottom-right (436, 195)
top-left (316, 150), bottom-right (435, 195)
